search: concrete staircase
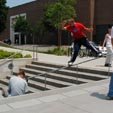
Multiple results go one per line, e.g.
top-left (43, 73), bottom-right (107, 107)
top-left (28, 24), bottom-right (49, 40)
top-left (0, 61), bottom-right (110, 93)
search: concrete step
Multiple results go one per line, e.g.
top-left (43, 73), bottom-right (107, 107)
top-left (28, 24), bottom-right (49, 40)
top-left (0, 78), bottom-right (8, 86)
top-left (57, 69), bottom-right (108, 80)
top-left (32, 61), bottom-right (63, 68)
top-left (26, 73), bottom-right (73, 86)
top-left (25, 64), bottom-right (107, 81)
top-left (28, 79), bottom-right (57, 90)
top-left (28, 86), bottom-right (41, 93)
top-left (45, 72), bottom-right (95, 83)
top-left (32, 61), bottom-right (109, 75)
top-left (6, 76), bottom-right (49, 91)
top-left (0, 61), bottom-right (108, 95)
top-left (0, 83), bottom-right (8, 89)
top-left (13, 70), bottom-right (69, 88)
top-left (21, 68), bottom-right (86, 84)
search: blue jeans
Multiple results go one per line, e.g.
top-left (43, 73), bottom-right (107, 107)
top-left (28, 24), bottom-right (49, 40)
top-left (70, 38), bottom-right (99, 62)
top-left (107, 74), bottom-right (113, 97)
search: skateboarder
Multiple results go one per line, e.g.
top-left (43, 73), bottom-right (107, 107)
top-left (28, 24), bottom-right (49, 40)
top-left (62, 18), bottom-right (101, 66)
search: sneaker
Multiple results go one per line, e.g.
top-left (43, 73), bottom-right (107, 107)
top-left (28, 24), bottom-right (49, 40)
top-left (96, 52), bottom-right (102, 57)
top-left (68, 61), bottom-right (73, 66)
top-left (106, 96), bottom-right (113, 100)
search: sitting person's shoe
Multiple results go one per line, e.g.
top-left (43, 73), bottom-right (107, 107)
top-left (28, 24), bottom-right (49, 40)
top-left (68, 61), bottom-right (73, 67)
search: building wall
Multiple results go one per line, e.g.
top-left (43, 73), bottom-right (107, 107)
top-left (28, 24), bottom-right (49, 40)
top-left (0, 0), bottom-right (113, 45)
top-left (95, 0), bottom-right (113, 24)
top-left (76, 0), bottom-right (90, 26)
top-left (0, 0), bottom-right (57, 44)
top-left (94, 0), bottom-right (113, 44)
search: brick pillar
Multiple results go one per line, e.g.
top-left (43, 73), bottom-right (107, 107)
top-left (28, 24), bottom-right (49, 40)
top-left (90, 0), bottom-right (95, 41)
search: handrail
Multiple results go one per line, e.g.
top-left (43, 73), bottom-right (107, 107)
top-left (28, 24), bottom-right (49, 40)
top-left (33, 45), bottom-right (38, 61)
top-left (1, 43), bottom-right (111, 89)
top-left (27, 55), bottom-right (106, 80)
top-left (27, 53), bottom-right (112, 89)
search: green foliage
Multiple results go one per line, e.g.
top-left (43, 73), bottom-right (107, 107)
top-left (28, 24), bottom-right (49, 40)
top-left (59, 0), bottom-right (77, 6)
top-left (43, 0), bottom-right (77, 29)
top-left (0, 50), bottom-right (13, 58)
top-left (45, 47), bottom-right (68, 56)
top-left (33, 21), bottom-right (47, 36)
top-left (13, 53), bottom-right (23, 58)
top-left (24, 54), bottom-right (32, 58)
top-left (13, 16), bottom-right (31, 35)
top-left (0, 0), bottom-right (8, 33)
top-left (0, 50), bottom-right (32, 59)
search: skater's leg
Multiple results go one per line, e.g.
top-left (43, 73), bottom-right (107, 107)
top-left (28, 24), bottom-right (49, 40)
top-left (68, 41), bottom-right (81, 66)
top-left (81, 38), bottom-right (100, 55)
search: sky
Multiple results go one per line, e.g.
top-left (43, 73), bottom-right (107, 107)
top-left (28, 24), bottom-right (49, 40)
top-left (6, 0), bottom-right (36, 7)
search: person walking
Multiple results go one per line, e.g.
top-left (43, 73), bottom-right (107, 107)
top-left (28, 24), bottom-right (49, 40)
top-left (62, 18), bottom-right (101, 66)
top-left (107, 25), bottom-right (113, 100)
top-left (102, 25), bottom-right (113, 67)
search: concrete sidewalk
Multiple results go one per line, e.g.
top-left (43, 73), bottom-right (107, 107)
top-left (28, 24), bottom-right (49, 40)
top-left (0, 79), bottom-right (111, 113)
top-left (0, 46), bottom-right (113, 113)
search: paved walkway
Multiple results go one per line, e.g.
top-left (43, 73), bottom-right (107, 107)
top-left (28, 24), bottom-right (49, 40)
top-left (0, 46), bottom-right (113, 113)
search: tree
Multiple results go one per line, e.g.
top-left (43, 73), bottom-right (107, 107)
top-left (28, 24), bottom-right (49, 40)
top-left (13, 16), bottom-right (32, 44)
top-left (43, 0), bottom-right (77, 47)
top-left (32, 21), bottom-right (48, 44)
top-left (14, 16), bottom-right (31, 35)
top-left (0, 0), bottom-right (8, 33)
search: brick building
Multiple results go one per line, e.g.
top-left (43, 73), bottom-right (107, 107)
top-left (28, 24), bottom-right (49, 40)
top-left (0, 0), bottom-right (113, 45)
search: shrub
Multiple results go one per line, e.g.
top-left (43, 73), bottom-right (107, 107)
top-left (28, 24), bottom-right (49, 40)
top-left (0, 50), bottom-right (23, 59)
top-left (24, 54), bottom-right (32, 58)
top-left (45, 47), bottom-right (68, 56)
top-left (13, 53), bottom-right (23, 58)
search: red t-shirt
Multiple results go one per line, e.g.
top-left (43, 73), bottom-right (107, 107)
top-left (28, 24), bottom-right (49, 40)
top-left (65, 22), bottom-right (87, 40)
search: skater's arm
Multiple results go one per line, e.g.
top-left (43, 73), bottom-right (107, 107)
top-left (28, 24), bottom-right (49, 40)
top-left (84, 27), bottom-right (93, 32)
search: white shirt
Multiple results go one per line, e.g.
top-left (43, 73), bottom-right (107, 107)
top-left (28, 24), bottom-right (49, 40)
top-left (111, 26), bottom-right (113, 38)
top-left (104, 34), bottom-right (112, 48)
top-left (8, 76), bottom-right (28, 96)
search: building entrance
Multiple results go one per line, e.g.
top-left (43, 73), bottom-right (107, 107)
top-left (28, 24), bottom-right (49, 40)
top-left (14, 33), bottom-right (26, 45)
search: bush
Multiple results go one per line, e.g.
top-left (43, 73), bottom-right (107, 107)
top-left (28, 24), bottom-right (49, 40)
top-left (45, 47), bottom-right (68, 56)
top-left (13, 53), bottom-right (23, 58)
top-left (0, 50), bottom-right (23, 59)
top-left (24, 54), bottom-right (32, 58)
top-left (0, 50), bottom-right (14, 59)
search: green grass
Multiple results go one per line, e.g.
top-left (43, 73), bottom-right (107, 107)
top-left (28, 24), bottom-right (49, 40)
top-left (43, 47), bottom-right (69, 56)
top-left (0, 49), bottom-right (32, 59)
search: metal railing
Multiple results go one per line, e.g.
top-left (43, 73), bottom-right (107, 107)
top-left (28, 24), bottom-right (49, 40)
top-left (0, 44), bottom-right (37, 75)
top-left (33, 45), bottom-right (38, 61)
top-left (27, 54), bottom-right (112, 89)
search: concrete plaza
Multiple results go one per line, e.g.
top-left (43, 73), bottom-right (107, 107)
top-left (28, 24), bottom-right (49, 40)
top-left (0, 46), bottom-right (113, 113)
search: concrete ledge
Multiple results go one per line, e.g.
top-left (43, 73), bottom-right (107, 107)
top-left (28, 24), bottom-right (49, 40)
top-left (0, 58), bottom-right (32, 79)
top-left (0, 79), bottom-right (109, 104)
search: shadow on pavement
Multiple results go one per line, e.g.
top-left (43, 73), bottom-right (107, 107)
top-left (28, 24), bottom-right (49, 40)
top-left (90, 92), bottom-right (107, 100)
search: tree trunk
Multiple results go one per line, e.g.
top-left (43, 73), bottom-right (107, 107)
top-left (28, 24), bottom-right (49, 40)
top-left (58, 28), bottom-right (62, 48)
